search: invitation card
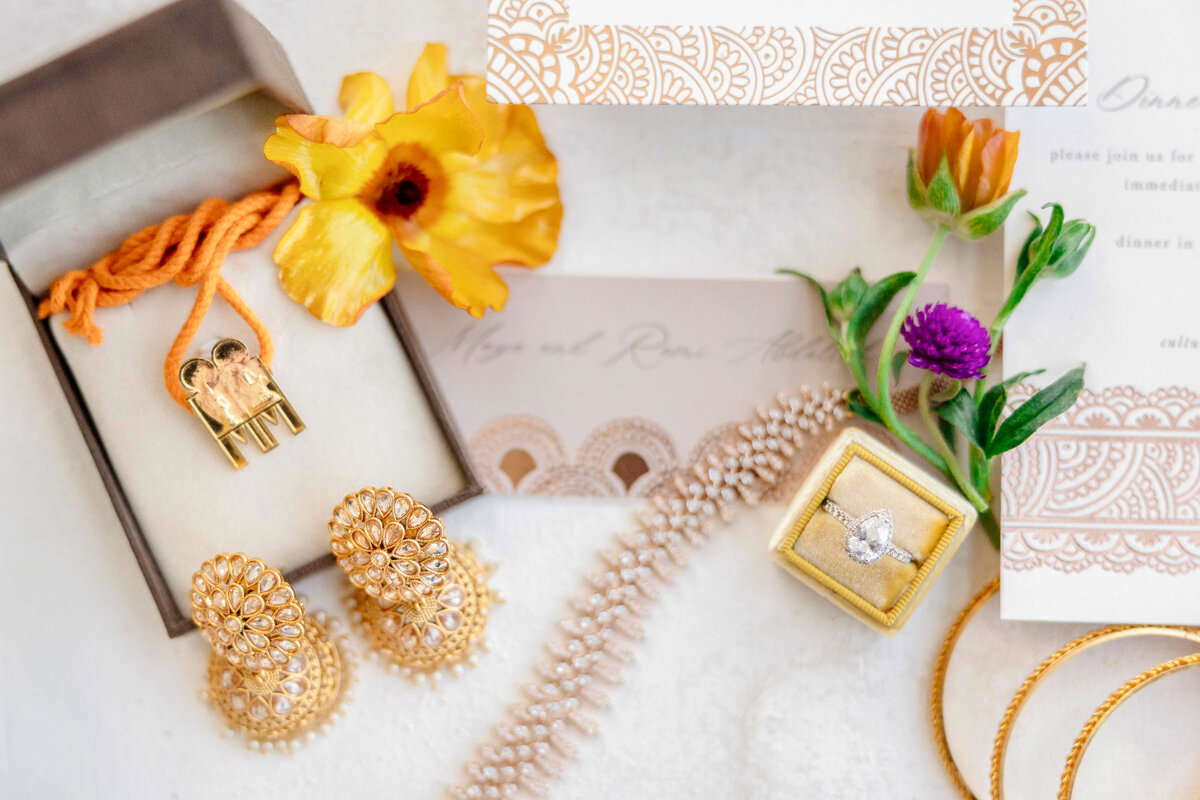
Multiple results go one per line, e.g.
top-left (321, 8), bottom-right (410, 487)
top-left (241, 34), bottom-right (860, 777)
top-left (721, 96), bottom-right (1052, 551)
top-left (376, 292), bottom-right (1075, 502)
top-left (400, 273), bottom-right (944, 499)
top-left (1000, 0), bottom-right (1200, 624)
top-left (487, 0), bottom-right (1087, 106)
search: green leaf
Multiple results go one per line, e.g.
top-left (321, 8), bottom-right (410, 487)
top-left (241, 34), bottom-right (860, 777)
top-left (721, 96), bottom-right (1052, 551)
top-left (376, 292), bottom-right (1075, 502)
top-left (829, 268), bottom-right (868, 323)
top-left (846, 271), bottom-right (917, 351)
top-left (987, 365), bottom-right (1084, 457)
top-left (779, 269), bottom-right (836, 336)
top-left (998, 368), bottom-right (1047, 393)
top-left (977, 369), bottom-right (1046, 446)
top-left (956, 189), bottom-right (1028, 241)
top-left (847, 390), bottom-right (882, 424)
top-left (926, 154), bottom-right (961, 217)
top-left (1044, 219), bottom-right (1096, 279)
top-left (906, 149), bottom-right (928, 211)
top-left (968, 443), bottom-right (990, 496)
top-left (1014, 211), bottom-right (1044, 280)
top-left (1026, 203), bottom-right (1065, 276)
top-left (994, 205), bottom-right (1069, 332)
top-left (977, 387), bottom-right (1006, 448)
top-left (938, 414), bottom-right (958, 452)
top-left (890, 350), bottom-right (909, 383)
top-left (936, 389), bottom-right (983, 447)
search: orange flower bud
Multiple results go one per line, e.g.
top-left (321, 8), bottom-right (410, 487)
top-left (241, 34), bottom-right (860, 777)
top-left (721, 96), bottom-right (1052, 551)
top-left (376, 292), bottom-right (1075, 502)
top-left (909, 108), bottom-right (1024, 240)
top-left (916, 108), bottom-right (1019, 212)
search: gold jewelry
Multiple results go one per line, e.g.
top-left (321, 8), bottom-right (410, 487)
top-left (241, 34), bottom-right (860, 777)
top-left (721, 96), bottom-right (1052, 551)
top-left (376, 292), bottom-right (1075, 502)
top-left (191, 553), bottom-right (349, 749)
top-left (1058, 651), bottom-right (1200, 799)
top-left (180, 337), bottom-right (304, 469)
top-left (930, 578), bottom-right (1200, 800)
top-left (930, 578), bottom-right (997, 800)
top-left (992, 624), bottom-right (1200, 799)
top-left (329, 487), bottom-right (495, 683)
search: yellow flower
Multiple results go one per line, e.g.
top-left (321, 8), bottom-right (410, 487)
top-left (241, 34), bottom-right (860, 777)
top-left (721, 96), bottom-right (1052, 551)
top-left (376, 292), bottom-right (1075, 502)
top-left (264, 46), bottom-right (562, 324)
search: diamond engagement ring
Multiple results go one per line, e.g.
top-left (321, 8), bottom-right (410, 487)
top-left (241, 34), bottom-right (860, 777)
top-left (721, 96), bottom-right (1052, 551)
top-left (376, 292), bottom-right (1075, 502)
top-left (822, 500), bottom-right (915, 565)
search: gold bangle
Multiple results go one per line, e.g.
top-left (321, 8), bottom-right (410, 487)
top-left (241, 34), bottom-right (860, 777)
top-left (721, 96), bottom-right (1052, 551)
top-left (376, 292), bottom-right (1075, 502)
top-left (1057, 651), bottom-right (1200, 799)
top-left (931, 577), bottom-right (1200, 800)
top-left (930, 577), bottom-right (998, 800)
top-left (990, 624), bottom-right (1200, 798)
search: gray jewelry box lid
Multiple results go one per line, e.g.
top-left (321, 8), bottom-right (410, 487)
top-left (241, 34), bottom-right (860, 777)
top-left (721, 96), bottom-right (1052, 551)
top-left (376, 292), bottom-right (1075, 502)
top-left (0, 0), bottom-right (483, 637)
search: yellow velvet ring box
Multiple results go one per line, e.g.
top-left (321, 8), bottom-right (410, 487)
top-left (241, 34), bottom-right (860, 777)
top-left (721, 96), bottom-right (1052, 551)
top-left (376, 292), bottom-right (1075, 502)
top-left (768, 427), bottom-right (976, 634)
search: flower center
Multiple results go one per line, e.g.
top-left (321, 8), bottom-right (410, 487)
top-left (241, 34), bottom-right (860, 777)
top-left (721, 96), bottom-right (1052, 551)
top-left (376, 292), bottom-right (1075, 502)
top-left (378, 164), bottom-right (430, 220)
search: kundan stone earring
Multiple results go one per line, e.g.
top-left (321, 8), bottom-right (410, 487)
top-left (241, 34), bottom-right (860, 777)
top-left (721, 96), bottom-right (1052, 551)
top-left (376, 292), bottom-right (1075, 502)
top-left (190, 553), bottom-right (350, 750)
top-left (329, 487), bottom-right (495, 684)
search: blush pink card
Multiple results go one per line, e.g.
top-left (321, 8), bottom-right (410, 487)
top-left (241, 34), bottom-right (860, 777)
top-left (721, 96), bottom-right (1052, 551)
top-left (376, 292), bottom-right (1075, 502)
top-left (399, 273), bottom-right (944, 500)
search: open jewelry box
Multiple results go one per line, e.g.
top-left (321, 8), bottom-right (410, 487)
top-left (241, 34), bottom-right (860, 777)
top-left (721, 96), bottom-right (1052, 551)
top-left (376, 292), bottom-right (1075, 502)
top-left (769, 427), bottom-right (976, 634)
top-left (0, 0), bottom-right (482, 637)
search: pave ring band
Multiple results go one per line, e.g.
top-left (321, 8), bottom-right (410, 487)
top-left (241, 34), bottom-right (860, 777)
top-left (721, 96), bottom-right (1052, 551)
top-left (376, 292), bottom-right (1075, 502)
top-left (822, 500), bottom-right (916, 566)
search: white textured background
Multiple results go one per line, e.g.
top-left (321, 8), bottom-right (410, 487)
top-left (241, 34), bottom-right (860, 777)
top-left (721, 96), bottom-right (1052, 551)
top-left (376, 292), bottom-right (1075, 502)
top-left (3, 2), bottom-right (1199, 798)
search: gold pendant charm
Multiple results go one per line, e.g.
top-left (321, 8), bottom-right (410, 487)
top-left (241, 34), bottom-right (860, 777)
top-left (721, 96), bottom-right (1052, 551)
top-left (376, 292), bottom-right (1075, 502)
top-left (329, 487), bottom-right (495, 683)
top-left (191, 554), bottom-right (350, 749)
top-left (179, 338), bottom-right (304, 469)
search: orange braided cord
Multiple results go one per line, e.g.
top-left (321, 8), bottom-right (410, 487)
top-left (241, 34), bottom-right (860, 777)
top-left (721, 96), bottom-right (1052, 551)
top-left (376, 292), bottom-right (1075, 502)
top-left (38, 180), bottom-right (301, 406)
top-left (930, 577), bottom-right (997, 800)
top-left (1057, 651), bottom-right (1200, 799)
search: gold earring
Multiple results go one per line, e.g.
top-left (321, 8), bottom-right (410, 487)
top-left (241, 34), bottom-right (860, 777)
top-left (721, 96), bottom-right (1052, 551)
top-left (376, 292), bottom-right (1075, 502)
top-left (329, 487), bottom-right (495, 683)
top-left (190, 553), bottom-right (350, 750)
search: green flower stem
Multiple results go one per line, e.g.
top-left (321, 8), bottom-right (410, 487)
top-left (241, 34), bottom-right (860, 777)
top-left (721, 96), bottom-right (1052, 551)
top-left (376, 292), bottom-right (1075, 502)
top-left (968, 445), bottom-right (1002, 549)
top-left (977, 507), bottom-right (1002, 549)
top-left (874, 223), bottom-right (951, 472)
top-left (843, 341), bottom-right (876, 407)
top-left (986, 296), bottom-right (1019, 358)
top-left (918, 372), bottom-right (989, 513)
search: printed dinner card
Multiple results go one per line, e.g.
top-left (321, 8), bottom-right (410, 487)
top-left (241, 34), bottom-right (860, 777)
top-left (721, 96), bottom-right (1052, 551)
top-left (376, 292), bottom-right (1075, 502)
top-left (1000, 0), bottom-right (1200, 625)
top-left (486, 0), bottom-right (1087, 105)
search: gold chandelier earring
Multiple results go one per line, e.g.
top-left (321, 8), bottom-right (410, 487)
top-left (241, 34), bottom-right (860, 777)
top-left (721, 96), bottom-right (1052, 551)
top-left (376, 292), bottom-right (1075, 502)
top-left (190, 553), bottom-right (351, 750)
top-left (329, 487), bottom-right (495, 684)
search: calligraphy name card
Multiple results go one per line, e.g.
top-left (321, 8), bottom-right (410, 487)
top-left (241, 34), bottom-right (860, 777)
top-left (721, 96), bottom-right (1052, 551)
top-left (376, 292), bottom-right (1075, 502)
top-left (400, 273), bottom-right (945, 499)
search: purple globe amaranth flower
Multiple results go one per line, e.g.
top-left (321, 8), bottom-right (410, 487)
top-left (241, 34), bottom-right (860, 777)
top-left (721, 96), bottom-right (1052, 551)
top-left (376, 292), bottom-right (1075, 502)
top-left (901, 303), bottom-right (992, 380)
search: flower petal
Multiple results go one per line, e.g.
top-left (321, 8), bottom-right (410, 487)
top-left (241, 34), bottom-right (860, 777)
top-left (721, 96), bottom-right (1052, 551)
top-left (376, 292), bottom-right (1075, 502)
top-left (427, 202), bottom-right (562, 267)
top-left (339, 72), bottom-right (395, 125)
top-left (976, 130), bottom-right (1020, 207)
top-left (917, 109), bottom-right (943, 185)
top-left (275, 199), bottom-right (396, 326)
top-left (374, 84), bottom-right (483, 160)
top-left (406, 44), bottom-right (451, 110)
top-left (265, 117), bottom-right (386, 201)
top-left (953, 126), bottom-right (981, 209)
top-left (276, 114), bottom-right (373, 148)
top-left (399, 234), bottom-right (509, 317)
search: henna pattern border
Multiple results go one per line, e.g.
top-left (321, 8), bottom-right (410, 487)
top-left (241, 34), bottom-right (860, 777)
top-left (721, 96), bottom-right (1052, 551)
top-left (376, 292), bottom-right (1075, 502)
top-left (487, 0), bottom-right (1087, 106)
top-left (1001, 385), bottom-right (1200, 575)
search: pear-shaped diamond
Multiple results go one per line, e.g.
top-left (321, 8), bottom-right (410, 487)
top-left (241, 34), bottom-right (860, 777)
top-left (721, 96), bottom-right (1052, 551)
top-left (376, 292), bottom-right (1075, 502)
top-left (843, 509), bottom-right (895, 565)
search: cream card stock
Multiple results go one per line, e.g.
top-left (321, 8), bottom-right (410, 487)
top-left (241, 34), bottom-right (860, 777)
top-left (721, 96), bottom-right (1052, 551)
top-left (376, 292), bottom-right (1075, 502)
top-left (1000, 0), bottom-right (1200, 625)
top-left (487, 0), bottom-right (1087, 106)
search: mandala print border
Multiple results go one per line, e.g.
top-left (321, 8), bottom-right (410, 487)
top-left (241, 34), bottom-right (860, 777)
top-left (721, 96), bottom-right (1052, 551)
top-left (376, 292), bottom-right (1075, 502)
top-left (1001, 385), bottom-right (1200, 576)
top-left (487, 0), bottom-right (1087, 106)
